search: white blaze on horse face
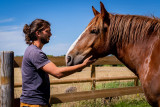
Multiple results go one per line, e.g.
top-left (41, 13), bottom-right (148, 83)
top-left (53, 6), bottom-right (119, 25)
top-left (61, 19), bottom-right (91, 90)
top-left (66, 23), bottom-right (93, 60)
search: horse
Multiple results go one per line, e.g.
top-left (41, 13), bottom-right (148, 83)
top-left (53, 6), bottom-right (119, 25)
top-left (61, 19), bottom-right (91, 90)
top-left (66, 2), bottom-right (160, 107)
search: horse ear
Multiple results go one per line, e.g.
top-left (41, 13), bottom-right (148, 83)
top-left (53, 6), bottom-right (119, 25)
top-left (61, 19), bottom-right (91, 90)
top-left (100, 2), bottom-right (109, 21)
top-left (92, 6), bottom-right (99, 16)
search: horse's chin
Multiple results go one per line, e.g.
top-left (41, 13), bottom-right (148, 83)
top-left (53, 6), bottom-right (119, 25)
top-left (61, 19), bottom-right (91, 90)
top-left (90, 56), bottom-right (97, 60)
top-left (66, 54), bottom-right (99, 66)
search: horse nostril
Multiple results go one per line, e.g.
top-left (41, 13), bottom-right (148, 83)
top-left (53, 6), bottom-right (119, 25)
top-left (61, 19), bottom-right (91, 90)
top-left (67, 56), bottom-right (72, 63)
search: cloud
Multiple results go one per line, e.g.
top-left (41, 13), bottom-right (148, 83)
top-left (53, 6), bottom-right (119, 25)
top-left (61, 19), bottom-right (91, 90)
top-left (0, 25), bottom-right (27, 56)
top-left (0, 25), bottom-right (21, 32)
top-left (0, 18), bottom-right (14, 23)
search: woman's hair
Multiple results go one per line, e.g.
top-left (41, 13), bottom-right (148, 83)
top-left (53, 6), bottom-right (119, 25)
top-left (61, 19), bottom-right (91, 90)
top-left (23, 19), bottom-right (51, 45)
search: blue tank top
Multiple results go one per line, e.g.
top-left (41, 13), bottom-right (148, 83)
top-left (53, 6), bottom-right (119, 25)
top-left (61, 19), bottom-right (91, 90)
top-left (20, 44), bottom-right (51, 105)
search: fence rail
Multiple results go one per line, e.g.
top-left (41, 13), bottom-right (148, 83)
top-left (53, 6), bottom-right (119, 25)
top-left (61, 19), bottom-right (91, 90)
top-left (0, 51), bottom-right (142, 107)
top-left (14, 76), bottom-right (138, 87)
top-left (50, 86), bottom-right (143, 104)
top-left (11, 55), bottom-right (123, 67)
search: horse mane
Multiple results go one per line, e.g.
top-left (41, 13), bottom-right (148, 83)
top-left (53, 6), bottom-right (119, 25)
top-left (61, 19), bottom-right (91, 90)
top-left (109, 14), bottom-right (160, 45)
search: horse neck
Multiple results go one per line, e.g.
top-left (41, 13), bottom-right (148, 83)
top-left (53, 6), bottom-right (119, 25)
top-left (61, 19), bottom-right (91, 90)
top-left (108, 14), bottom-right (160, 77)
top-left (113, 37), bottom-right (158, 77)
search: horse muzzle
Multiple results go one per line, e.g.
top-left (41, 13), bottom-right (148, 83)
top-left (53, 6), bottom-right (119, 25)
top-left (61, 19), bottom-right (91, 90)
top-left (66, 55), bottom-right (85, 66)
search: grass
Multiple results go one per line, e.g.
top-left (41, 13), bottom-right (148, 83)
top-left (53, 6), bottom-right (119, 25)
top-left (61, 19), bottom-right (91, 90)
top-left (52, 81), bottom-right (151, 107)
top-left (96, 64), bottom-right (125, 67)
top-left (111, 99), bottom-right (151, 107)
top-left (53, 96), bottom-right (151, 107)
top-left (96, 81), bottom-right (135, 90)
top-left (78, 97), bottom-right (151, 107)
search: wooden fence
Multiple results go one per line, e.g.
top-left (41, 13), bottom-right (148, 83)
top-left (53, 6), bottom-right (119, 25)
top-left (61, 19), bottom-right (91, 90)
top-left (0, 51), bottom-right (143, 107)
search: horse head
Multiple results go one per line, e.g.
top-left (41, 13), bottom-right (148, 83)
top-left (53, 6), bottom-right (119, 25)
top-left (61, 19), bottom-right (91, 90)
top-left (66, 2), bottom-right (112, 66)
top-left (65, 2), bottom-right (160, 107)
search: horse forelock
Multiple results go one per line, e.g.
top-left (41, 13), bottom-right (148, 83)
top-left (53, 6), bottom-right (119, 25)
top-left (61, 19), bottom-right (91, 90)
top-left (109, 14), bottom-right (160, 45)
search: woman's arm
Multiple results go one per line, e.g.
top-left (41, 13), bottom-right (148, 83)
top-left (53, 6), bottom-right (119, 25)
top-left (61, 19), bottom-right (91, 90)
top-left (41, 56), bottom-right (94, 78)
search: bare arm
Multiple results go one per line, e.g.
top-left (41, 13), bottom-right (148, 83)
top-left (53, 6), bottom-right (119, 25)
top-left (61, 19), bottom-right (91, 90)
top-left (41, 56), bottom-right (94, 78)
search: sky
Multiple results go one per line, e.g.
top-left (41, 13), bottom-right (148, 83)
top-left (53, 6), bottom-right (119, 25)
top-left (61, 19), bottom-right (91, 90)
top-left (0, 0), bottom-right (160, 56)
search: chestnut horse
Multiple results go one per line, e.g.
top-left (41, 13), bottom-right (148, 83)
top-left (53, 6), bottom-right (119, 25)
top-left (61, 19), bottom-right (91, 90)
top-left (66, 2), bottom-right (160, 107)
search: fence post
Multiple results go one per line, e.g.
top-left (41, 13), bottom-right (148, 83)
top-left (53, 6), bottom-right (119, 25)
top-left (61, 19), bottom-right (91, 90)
top-left (0, 51), bottom-right (14, 107)
top-left (90, 65), bottom-right (96, 90)
top-left (134, 78), bottom-right (139, 86)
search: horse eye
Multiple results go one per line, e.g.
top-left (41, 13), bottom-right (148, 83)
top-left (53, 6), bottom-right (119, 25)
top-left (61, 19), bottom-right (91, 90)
top-left (90, 29), bottom-right (99, 34)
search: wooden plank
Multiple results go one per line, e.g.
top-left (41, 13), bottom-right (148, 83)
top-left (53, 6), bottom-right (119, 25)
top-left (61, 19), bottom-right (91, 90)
top-left (90, 65), bottom-right (96, 90)
top-left (9, 56), bottom-right (122, 67)
top-left (14, 86), bottom-right (143, 105)
top-left (50, 86), bottom-right (143, 104)
top-left (14, 76), bottom-right (138, 87)
top-left (13, 57), bottom-right (23, 68)
top-left (13, 56), bottom-right (66, 67)
top-left (1, 51), bottom-right (14, 107)
top-left (14, 98), bottom-right (20, 107)
top-left (93, 56), bottom-right (123, 65)
top-left (50, 76), bottom-right (138, 84)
